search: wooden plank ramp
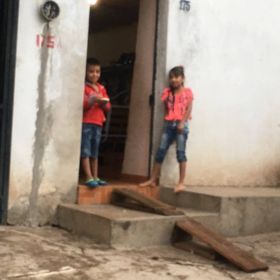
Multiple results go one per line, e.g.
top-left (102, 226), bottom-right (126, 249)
top-left (111, 188), bottom-right (184, 216)
top-left (176, 219), bottom-right (269, 273)
top-left (174, 241), bottom-right (218, 260)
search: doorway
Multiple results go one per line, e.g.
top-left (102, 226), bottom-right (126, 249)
top-left (0, 0), bottom-right (19, 224)
top-left (86, 0), bottom-right (140, 180)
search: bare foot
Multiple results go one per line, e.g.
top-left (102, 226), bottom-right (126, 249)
top-left (139, 179), bottom-right (157, 188)
top-left (174, 183), bottom-right (186, 193)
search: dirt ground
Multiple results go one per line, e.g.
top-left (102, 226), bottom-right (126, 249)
top-left (0, 226), bottom-right (279, 280)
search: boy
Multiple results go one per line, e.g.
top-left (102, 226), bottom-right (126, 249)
top-left (81, 58), bottom-right (111, 188)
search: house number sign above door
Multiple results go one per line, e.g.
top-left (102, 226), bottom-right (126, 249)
top-left (180, 0), bottom-right (191, 12)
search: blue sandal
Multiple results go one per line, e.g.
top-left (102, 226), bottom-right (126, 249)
top-left (85, 179), bottom-right (99, 188)
top-left (96, 178), bottom-right (108, 186)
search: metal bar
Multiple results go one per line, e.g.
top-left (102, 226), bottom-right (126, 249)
top-left (148, 0), bottom-right (160, 177)
top-left (102, 135), bottom-right (127, 138)
top-left (111, 105), bottom-right (129, 109)
top-left (0, 0), bottom-right (19, 224)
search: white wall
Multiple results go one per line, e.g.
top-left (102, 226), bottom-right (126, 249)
top-left (87, 23), bottom-right (138, 66)
top-left (122, 0), bottom-right (156, 177)
top-left (160, 0), bottom-right (280, 187)
top-left (9, 0), bottom-right (89, 225)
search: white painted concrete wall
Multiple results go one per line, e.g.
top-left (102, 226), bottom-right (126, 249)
top-left (160, 0), bottom-right (280, 187)
top-left (122, 0), bottom-right (156, 177)
top-left (9, 0), bottom-right (89, 225)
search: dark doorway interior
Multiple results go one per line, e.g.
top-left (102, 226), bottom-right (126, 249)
top-left (86, 0), bottom-right (140, 180)
top-left (0, 0), bottom-right (19, 224)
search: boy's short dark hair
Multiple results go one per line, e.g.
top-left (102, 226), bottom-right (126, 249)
top-left (87, 57), bottom-right (100, 67)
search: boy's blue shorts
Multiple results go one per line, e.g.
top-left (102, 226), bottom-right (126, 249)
top-left (81, 123), bottom-right (102, 159)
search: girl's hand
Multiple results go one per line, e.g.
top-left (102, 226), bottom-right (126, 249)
top-left (177, 121), bottom-right (185, 134)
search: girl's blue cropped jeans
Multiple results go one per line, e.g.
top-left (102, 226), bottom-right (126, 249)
top-left (155, 121), bottom-right (189, 164)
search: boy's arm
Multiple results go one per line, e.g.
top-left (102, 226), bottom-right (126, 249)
top-left (83, 92), bottom-right (100, 110)
top-left (100, 88), bottom-right (111, 113)
top-left (83, 93), bottom-right (91, 110)
top-left (103, 100), bottom-right (111, 113)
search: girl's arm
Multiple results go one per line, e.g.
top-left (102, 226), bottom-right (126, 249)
top-left (177, 100), bottom-right (193, 133)
top-left (162, 89), bottom-right (169, 116)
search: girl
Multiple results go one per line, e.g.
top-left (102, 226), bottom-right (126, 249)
top-left (140, 66), bottom-right (193, 193)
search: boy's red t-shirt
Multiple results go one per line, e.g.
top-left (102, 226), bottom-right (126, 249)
top-left (161, 87), bottom-right (193, 121)
top-left (83, 82), bottom-right (111, 126)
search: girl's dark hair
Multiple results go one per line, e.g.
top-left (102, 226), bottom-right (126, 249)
top-left (87, 57), bottom-right (100, 66)
top-left (169, 66), bottom-right (185, 78)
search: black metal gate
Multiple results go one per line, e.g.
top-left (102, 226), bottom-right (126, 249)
top-left (0, 0), bottom-right (19, 224)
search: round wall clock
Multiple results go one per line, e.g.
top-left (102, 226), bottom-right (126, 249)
top-left (41, 1), bottom-right (60, 21)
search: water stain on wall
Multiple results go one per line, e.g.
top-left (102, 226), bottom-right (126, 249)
top-left (28, 24), bottom-right (54, 226)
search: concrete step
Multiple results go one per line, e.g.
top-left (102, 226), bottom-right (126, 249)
top-left (159, 186), bottom-right (221, 212)
top-left (160, 186), bottom-right (280, 237)
top-left (57, 186), bottom-right (280, 249)
top-left (57, 204), bottom-right (219, 248)
top-left (77, 182), bottom-right (159, 205)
